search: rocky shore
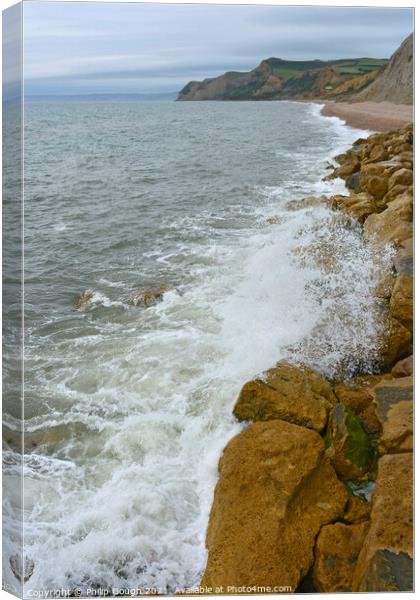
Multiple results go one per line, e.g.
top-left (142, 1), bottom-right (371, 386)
top-left (201, 123), bottom-right (413, 593)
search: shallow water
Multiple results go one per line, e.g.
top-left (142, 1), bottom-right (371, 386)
top-left (4, 100), bottom-right (390, 594)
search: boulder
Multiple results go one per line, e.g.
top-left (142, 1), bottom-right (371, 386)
top-left (383, 183), bottom-right (412, 204)
top-left (344, 496), bottom-right (371, 524)
top-left (333, 374), bottom-right (386, 414)
top-left (331, 193), bottom-right (377, 222)
top-left (360, 175), bottom-right (388, 199)
top-left (372, 377), bottom-right (413, 454)
top-left (389, 274), bottom-right (413, 332)
top-left (313, 522), bottom-right (369, 592)
top-left (129, 285), bottom-right (171, 307)
top-left (388, 168), bottom-right (413, 190)
top-left (326, 403), bottom-right (374, 480)
top-left (391, 355), bottom-right (413, 378)
top-left (346, 172), bottom-right (362, 193)
top-left (364, 192), bottom-right (412, 248)
top-left (392, 238), bottom-right (413, 276)
top-left (379, 316), bottom-right (412, 368)
top-left (233, 361), bottom-right (336, 432)
top-left (368, 144), bottom-right (388, 162)
top-left (202, 420), bottom-right (348, 592)
top-left (352, 453), bottom-right (413, 591)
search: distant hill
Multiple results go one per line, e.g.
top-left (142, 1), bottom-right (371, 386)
top-left (177, 56), bottom-right (388, 101)
top-left (355, 34), bottom-right (413, 105)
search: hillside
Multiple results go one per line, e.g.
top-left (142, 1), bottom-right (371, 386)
top-left (177, 57), bottom-right (388, 101)
top-left (355, 34), bottom-right (413, 105)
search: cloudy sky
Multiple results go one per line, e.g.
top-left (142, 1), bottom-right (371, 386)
top-left (22, 1), bottom-right (414, 95)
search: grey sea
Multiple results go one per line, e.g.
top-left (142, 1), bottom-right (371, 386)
top-left (4, 100), bottom-right (390, 594)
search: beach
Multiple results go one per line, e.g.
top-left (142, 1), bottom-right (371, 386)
top-left (321, 100), bottom-right (413, 132)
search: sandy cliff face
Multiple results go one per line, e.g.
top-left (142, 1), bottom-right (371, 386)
top-left (356, 34), bottom-right (413, 105)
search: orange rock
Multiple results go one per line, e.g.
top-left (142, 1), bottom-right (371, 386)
top-left (378, 316), bottom-right (412, 369)
top-left (352, 454), bottom-right (413, 591)
top-left (344, 496), bottom-right (371, 524)
top-left (202, 420), bottom-right (348, 592)
top-left (389, 274), bottom-right (413, 332)
top-left (388, 168), bottom-right (413, 190)
top-left (372, 377), bottom-right (413, 454)
top-left (364, 192), bottom-right (412, 248)
top-left (391, 355), bottom-right (413, 377)
top-left (233, 361), bottom-right (336, 432)
top-left (313, 521), bottom-right (369, 592)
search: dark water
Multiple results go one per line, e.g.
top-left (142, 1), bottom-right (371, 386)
top-left (3, 100), bottom-right (390, 594)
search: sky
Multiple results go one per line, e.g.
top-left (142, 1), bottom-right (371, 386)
top-left (21, 1), bottom-right (414, 96)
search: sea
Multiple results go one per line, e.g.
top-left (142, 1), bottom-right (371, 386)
top-left (3, 100), bottom-right (392, 595)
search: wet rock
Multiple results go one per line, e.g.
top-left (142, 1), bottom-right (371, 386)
top-left (313, 521), bottom-right (369, 592)
top-left (372, 377), bottom-right (413, 454)
top-left (326, 403), bottom-right (374, 480)
top-left (129, 285), bottom-right (171, 307)
top-left (352, 453), bottom-right (413, 591)
top-left (373, 274), bottom-right (395, 300)
top-left (379, 316), bottom-right (412, 368)
top-left (388, 168), bottom-right (413, 190)
top-left (346, 172), bottom-right (362, 193)
top-left (360, 175), bottom-right (388, 199)
top-left (344, 496), bottom-right (371, 524)
top-left (331, 193), bottom-right (377, 223)
top-left (364, 191), bottom-right (412, 248)
top-left (391, 355), bottom-right (413, 378)
top-left (392, 238), bottom-right (413, 275)
top-left (233, 361), bottom-right (336, 432)
top-left (333, 374), bottom-right (386, 414)
top-left (201, 420), bottom-right (348, 591)
top-left (9, 554), bottom-right (34, 583)
top-left (389, 274), bottom-right (413, 332)
top-left (75, 290), bottom-right (93, 310)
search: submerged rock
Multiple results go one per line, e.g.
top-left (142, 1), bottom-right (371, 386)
top-left (129, 285), bottom-right (171, 307)
top-left (352, 453), bottom-right (413, 591)
top-left (313, 521), bottom-right (369, 592)
top-left (201, 420), bottom-right (348, 591)
top-left (233, 361), bottom-right (336, 432)
top-left (75, 290), bottom-right (93, 310)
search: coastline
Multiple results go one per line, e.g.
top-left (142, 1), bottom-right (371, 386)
top-left (201, 118), bottom-right (413, 592)
top-left (319, 100), bottom-right (413, 133)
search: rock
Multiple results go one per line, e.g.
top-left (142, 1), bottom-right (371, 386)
top-left (326, 403), bottom-right (374, 480)
top-left (360, 175), bottom-right (388, 199)
top-left (392, 238), bottom-right (413, 275)
top-left (388, 168), bottom-right (413, 190)
top-left (364, 192), bottom-right (412, 248)
top-left (201, 420), bottom-right (348, 591)
top-left (346, 172), bottom-right (362, 193)
top-left (372, 377), bottom-right (413, 454)
top-left (344, 496), bottom-right (371, 524)
top-left (383, 183), bottom-right (411, 204)
top-left (129, 285), bottom-right (170, 307)
top-left (313, 522), bottom-right (369, 592)
top-left (75, 290), bottom-right (93, 310)
top-left (368, 144), bottom-right (388, 162)
top-left (331, 193), bottom-right (377, 222)
top-left (379, 316), bottom-right (412, 368)
top-left (359, 403), bottom-right (382, 436)
top-left (373, 274), bottom-right (395, 300)
top-left (333, 374), bottom-right (386, 414)
top-left (391, 355), bottom-right (413, 378)
top-left (233, 361), bottom-right (336, 432)
top-left (9, 554), bottom-right (34, 583)
top-left (389, 274), bottom-right (413, 331)
top-left (352, 453), bottom-right (413, 591)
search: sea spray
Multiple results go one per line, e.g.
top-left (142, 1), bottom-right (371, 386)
top-left (4, 100), bottom-right (391, 594)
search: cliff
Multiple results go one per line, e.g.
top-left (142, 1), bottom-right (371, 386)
top-left (177, 57), bottom-right (387, 102)
top-left (355, 34), bottom-right (413, 105)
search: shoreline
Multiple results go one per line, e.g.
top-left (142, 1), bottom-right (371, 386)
top-left (319, 100), bottom-right (413, 133)
top-left (201, 122), bottom-right (413, 592)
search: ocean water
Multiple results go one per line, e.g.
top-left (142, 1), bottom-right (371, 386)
top-left (4, 100), bottom-right (391, 594)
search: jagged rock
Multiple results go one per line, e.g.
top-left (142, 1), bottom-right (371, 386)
top-left (373, 274), bottom-right (395, 300)
top-left (326, 403), bottom-right (374, 480)
top-left (313, 522), bottom-right (369, 592)
top-left (388, 168), bottom-right (413, 190)
top-left (383, 183), bottom-right (411, 203)
top-left (352, 454), bottom-right (413, 591)
top-left (233, 361), bottom-right (336, 432)
top-left (368, 144), bottom-right (388, 162)
top-left (333, 374), bottom-right (386, 414)
top-left (372, 377), bottom-right (413, 454)
top-left (75, 290), bottom-right (93, 310)
top-left (389, 274), bottom-right (413, 331)
top-left (129, 285), bottom-right (171, 307)
top-left (379, 316), bottom-right (412, 368)
top-left (391, 355), bottom-right (413, 378)
top-left (201, 420), bottom-right (348, 591)
top-left (344, 496), bottom-right (371, 524)
top-left (364, 191), bottom-right (412, 248)
top-left (392, 238), bottom-right (413, 275)
top-left (360, 174), bottom-right (388, 199)
top-left (331, 193), bottom-right (377, 222)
